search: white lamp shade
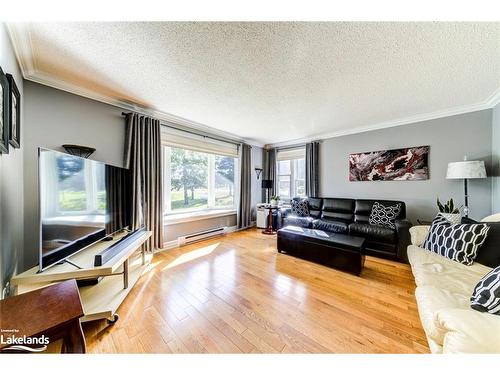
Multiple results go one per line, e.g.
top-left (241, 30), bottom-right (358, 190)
top-left (446, 160), bottom-right (487, 179)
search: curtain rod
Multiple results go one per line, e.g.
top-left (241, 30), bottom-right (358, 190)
top-left (122, 112), bottom-right (242, 147)
top-left (276, 143), bottom-right (307, 151)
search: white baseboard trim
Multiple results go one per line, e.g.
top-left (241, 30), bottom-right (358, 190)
top-left (160, 239), bottom-right (179, 251)
top-left (155, 224), bottom-right (245, 254)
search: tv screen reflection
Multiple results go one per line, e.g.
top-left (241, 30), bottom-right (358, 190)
top-left (40, 149), bottom-right (106, 256)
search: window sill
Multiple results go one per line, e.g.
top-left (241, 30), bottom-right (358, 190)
top-left (164, 209), bottom-right (237, 225)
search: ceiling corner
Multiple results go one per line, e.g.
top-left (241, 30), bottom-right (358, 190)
top-left (6, 22), bottom-right (37, 78)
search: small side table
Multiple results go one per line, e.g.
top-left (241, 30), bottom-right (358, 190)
top-left (0, 279), bottom-right (86, 353)
top-left (262, 205), bottom-right (279, 235)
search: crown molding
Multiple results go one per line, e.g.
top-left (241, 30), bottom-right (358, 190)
top-left (267, 90), bottom-right (500, 148)
top-left (6, 22), bottom-right (265, 148)
top-left (6, 22), bottom-right (36, 76)
top-left (26, 71), bottom-right (266, 148)
top-left (485, 86), bottom-right (500, 108)
top-left (8, 22), bottom-right (498, 151)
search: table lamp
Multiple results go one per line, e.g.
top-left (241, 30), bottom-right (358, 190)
top-left (261, 179), bottom-right (273, 204)
top-left (446, 158), bottom-right (487, 218)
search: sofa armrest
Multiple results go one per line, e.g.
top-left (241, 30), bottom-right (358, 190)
top-left (395, 219), bottom-right (412, 263)
top-left (280, 207), bottom-right (292, 218)
top-left (436, 308), bottom-right (500, 353)
top-left (409, 225), bottom-right (430, 246)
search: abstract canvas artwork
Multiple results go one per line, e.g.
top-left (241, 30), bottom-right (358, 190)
top-left (349, 145), bottom-right (429, 181)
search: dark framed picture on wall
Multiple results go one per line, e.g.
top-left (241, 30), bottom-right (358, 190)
top-left (349, 145), bottom-right (429, 181)
top-left (0, 66), bottom-right (10, 154)
top-left (7, 74), bottom-right (20, 148)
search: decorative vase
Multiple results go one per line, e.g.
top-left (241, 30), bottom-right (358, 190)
top-left (439, 212), bottom-right (462, 225)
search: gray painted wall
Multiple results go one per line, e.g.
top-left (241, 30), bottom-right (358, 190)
top-left (493, 103), bottom-right (500, 213)
top-left (23, 81), bottom-right (263, 266)
top-left (23, 81), bottom-right (126, 269)
top-left (0, 24), bottom-right (24, 297)
top-left (320, 110), bottom-right (493, 224)
top-left (163, 215), bottom-right (237, 243)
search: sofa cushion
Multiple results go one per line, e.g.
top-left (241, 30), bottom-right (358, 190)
top-left (436, 308), bottom-right (500, 353)
top-left (409, 243), bottom-right (500, 353)
top-left (423, 214), bottom-right (490, 265)
top-left (408, 245), bottom-right (491, 294)
top-left (283, 215), bottom-right (313, 229)
top-left (368, 201), bottom-right (402, 229)
top-left (290, 198), bottom-right (309, 217)
top-left (307, 197), bottom-right (323, 219)
top-left (471, 266), bottom-right (500, 315)
top-left (482, 213), bottom-right (500, 222)
top-left (312, 219), bottom-right (348, 234)
top-left (349, 222), bottom-right (396, 244)
top-left (321, 198), bottom-right (355, 223)
top-left (415, 285), bottom-right (470, 346)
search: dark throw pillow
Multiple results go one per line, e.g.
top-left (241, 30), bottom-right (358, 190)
top-left (291, 199), bottom-right (309, 217)
top-left (368, 201), bottom-right (402, 229)
top-left (471, 266), bottom-right (500, 315)
top-left (423, 214), bottom-right (490, 265)
top-left (460, 218), bottom-right (500, 268)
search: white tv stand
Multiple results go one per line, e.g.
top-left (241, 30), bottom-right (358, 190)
top-left (11, 230), bottom-right (152, 323)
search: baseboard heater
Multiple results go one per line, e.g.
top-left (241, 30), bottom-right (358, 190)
top-left (178, 227), bottom-right (227, 245)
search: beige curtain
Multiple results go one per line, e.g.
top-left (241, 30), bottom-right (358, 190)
top-left (124, 113), bottom-right (163, 251)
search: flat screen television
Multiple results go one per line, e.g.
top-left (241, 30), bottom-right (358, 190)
top-left (38, 148), bottom-right (138, 271)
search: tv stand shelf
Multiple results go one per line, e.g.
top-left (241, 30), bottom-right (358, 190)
top-left (11, 230), bottom-right (152, 323)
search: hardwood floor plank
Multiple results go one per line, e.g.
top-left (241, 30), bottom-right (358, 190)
top-left (110, 327), bottom-right (142, 353)
top-left (83, 228), bottom-right (428, 353)
top-left (241, 328), bottom-right (281, 353)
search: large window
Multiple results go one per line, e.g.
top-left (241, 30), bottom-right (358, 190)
top-left (277, 148), bottom-right (305, 200)
top-left (163, 146), bottom-right (237, 213)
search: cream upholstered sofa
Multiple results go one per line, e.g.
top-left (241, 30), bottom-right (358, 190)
top-left (408, 222), bottom-right (500, 353)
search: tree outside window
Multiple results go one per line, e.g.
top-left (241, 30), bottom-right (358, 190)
top-left (163, 146), bottom-right (237, 213)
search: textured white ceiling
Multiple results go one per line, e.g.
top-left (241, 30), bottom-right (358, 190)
top-left (12, 22), bottom-right (500, 145)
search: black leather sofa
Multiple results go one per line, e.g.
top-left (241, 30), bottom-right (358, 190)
top-left (280, 197), bottom-right (412, 263)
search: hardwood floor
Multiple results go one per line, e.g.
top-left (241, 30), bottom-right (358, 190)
top-left (83, 228), bottom-right (429, 353)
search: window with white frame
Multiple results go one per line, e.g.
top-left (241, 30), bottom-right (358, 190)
top-left (161, 126), bottom-right (239, 214)
top-left (277, 148), bottom-right (306, 200)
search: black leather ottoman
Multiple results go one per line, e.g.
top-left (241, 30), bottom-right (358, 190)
top-left (277, 226), bottom-right (366, 275)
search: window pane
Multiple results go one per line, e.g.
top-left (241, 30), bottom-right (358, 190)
top-left (279, 175), bottom-right (291, 198)
top-left (278, 160), bottom-right (291, 175)
top-left (169, 147), bottom-right (208, 211)
top-left (57, 155), bottom-right (87, 212)
top-left (296, 158), bottom-right (305, 180)
top-left (215, 155), bottom-right (235, 207)
top-left (295, 179), bottom-right (305, 197)
top-left (96, 164), bottom-right (106, 212)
